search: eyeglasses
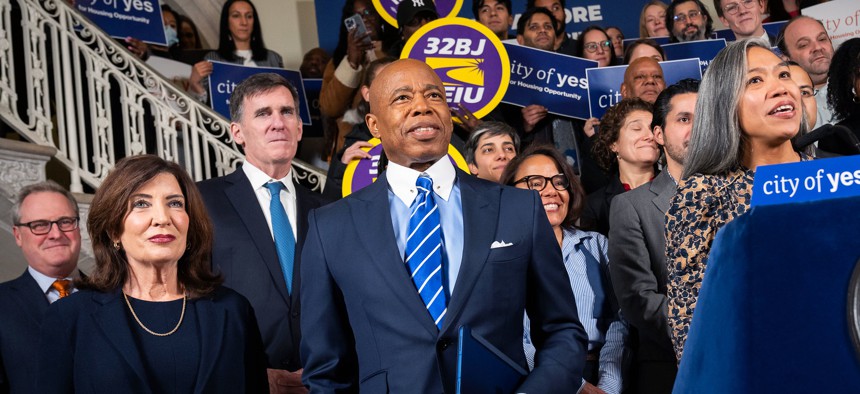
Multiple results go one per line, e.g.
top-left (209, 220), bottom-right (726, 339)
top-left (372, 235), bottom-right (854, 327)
top-left (514, 174), bottom-right (569, 192)
top-left (584, 40), bottom-right (611, 53)
top-left (723, 0), bottom-right (757, 16)
top-left (15, 217), bottom-right (79, 235)
top-left (673, 10), bottom-right (701, 24)
top-left (355, 8), bottom-right (376, 17)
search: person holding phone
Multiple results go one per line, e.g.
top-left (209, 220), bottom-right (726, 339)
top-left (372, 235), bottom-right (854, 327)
top-left (319, 0), bottom-right (390, 161)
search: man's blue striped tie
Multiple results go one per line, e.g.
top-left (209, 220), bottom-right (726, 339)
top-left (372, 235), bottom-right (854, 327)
top-left (405, 175), bottom-right (447, 329)
top-left (266, 182), bottom-right (296, 295)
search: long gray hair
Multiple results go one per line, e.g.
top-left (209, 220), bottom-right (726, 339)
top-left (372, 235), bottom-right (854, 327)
top-left (682, 38), bottom-right (810, 179)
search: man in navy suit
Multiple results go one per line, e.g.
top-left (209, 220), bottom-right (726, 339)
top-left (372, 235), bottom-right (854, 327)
top-left (198, 73), bottom-right (329, 393)
top-left (301, 59), bottom-right (587, 392)
top-left (0, 181), bottom-right (81, 393)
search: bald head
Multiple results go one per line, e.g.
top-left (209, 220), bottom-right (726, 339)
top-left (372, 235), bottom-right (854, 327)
top-left (366, 59), bottom-right (453, 171)
top-left (621, 57), bottom-right (665, 104)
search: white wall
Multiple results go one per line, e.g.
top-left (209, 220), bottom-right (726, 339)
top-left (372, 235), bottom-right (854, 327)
top-left (255, 0), bottom-right (320, 70)
top-left (167, 0), bottom-right (320, 70)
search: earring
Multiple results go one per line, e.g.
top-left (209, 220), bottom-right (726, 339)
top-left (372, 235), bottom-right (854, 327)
top-left (113, 240), bottom-right (121, 250)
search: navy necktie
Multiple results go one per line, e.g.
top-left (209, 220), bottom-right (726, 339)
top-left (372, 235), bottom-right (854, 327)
top-left (266, 182), bottom-right (296, 295)
top-left (575, 241), bottom-right (607, 319)
top-left (405, 175), bottom-right (447, 329)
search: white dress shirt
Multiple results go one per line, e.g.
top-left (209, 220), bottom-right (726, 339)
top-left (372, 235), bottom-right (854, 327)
top-left (242, 161), bottom-right (298, 239)
top-left (28, 266), bottom-right (77, 304)
top-left (386, 158), bottom-right (464, 294)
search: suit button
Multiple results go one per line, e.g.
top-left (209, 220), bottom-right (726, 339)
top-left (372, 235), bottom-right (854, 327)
top-left (437, 339), bottom-right (452, 350)
top-left (291, 311), bottom-right (299, 317)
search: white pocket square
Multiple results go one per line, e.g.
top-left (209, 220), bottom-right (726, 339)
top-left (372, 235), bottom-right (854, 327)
top-left (490, 240), bottom-right (514, 249)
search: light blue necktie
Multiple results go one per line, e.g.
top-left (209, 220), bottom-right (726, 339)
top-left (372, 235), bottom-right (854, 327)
top-left (266, 182), bottom-right (296, 295)
top-left (405, 175), bottom-right (447, 329)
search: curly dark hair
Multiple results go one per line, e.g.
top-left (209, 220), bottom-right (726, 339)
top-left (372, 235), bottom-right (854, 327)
top-left (593, 98), bottom-right (654, 171)
top-left (81, 155), bottom-right (222, 298)
top-left (826, 37), bottom-right (860, 122)
top-left (499, 144), bottom-right (585, 229)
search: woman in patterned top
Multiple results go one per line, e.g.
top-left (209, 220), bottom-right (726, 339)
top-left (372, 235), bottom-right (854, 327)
top-left (665, 38), bottom-right (813, 362)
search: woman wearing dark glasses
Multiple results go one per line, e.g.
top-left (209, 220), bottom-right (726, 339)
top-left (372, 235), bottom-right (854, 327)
top-left (501, 145), bottom-right (629, 394)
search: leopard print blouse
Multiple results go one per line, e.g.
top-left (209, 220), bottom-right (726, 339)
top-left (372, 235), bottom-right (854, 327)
top-left (664, 167), bottom-right (754, 361)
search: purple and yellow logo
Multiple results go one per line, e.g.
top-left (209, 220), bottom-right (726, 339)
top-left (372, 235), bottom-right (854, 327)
top-left (401, 17), bottom-right (510, 122)
top-left (342, 138), bottom-right (469, 197)
top-left (372, 0), bottom-right (463, 29)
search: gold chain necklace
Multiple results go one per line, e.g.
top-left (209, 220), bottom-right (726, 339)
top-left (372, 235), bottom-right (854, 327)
top-left (123, 292), bottom-right (187, 337)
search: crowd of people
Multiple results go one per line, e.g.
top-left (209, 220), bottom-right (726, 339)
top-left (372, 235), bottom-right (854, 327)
top-left (3, 0), bottom-right (859, 393)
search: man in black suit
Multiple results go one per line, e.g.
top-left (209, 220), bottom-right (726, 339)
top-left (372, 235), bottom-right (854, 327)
top-left (608, 79), bottom-right (700, 393)
top-left (0, 181), bottom-right (81, 393)
top-left (197, 73), bottom-right (329, 394)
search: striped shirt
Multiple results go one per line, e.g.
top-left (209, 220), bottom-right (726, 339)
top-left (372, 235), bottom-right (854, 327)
top-left (524, 227), bottom-right (628, 394)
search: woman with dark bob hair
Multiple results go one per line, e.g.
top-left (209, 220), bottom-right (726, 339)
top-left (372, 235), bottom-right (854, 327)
top-left (500, 145), bottom-right (628, 394)
top-left (819, 37), bottom-right (860, 156)
top-left (574, 25), bottom-right (621, 68)
top-left (582, 98), bottom-right (659, 236)
top-left (666, 38), bottom-right (811, 363)
top-left (187, 0), bottom-right (283, 103)
top-left (36, 155), bottom-right (267, 393)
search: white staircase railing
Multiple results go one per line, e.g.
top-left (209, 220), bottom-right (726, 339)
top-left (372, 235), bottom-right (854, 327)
top-left (0, 0), bottom-right (325, 192)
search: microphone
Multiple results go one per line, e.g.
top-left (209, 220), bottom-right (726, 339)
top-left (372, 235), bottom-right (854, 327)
top-left (793, 124), bottom-right (860, 153)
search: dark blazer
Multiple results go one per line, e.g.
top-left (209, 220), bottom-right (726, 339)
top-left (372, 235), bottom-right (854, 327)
top-left (34, 287), bottom-right (267, 393)
top-left (582, 174), bottom-right (627, 236)
top-left (197, 168), bottom-right (330, 371)
top-left (0, 271), bottom-right (49, 394)
top-left (300, 171), bottom-right (588, 393)
top-left (607, 171), bottom-right (677, 393)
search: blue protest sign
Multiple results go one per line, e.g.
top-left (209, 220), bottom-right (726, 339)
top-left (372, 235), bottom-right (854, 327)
top-left (713, 29), bottom-right (736, 42)
top-left (763, 21), bottom-right (788, 38)
top-left (502, 43), bottom-right (597, 120)
top-left (661, 39), bottom-right (727, 74)
top-left (208, 61), bottom-right (311, 125)
top-left (752, 155), bottom-right (860, 207)
top-left (585, 65), bottom-right (626, 119)
top-left (586, 58), bottom-right (702, 119)
top-left (75, 0), bottom-right (167, 45)
top-left (303, 79), bottom-right (324, 138)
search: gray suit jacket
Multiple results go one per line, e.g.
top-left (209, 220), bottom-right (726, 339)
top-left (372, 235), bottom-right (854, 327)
top-left (607, 171), bottom-right (676, 363)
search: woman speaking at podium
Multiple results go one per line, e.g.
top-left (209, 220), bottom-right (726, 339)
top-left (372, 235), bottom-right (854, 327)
top-left (664, 38), bottom-right (813, 362)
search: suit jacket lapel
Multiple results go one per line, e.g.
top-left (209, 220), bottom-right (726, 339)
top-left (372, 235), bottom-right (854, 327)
top-left (193, 296), bottom-right (226, 393)
top-left (651, 172), bottom-right (675, 214)
top-left (223, 170), bottom-right (291, 305)
top-left (441, 173), bottom-right (498, 334)
top-left (353, 173), bottom-right (438, 337)
top-left (11, 271), bottom-right (49, 326)
top-left (91, 291), bottom-right (150, 387)
top-left (291, 184), bottom-right (316, 306)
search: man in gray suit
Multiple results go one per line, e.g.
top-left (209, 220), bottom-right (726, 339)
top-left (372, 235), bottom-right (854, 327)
top-left (608, 79), bottom-right (699, 394)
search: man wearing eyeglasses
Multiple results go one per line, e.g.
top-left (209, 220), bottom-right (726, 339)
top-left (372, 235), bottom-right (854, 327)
top-left (712, 0), bottom-right (775, 45)
top-left (1, 181), bottom-right (81, 394)
top-left (515, 8), bottom-right (610, 195)
top-left (665, 0), bottom-right (714, 43)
